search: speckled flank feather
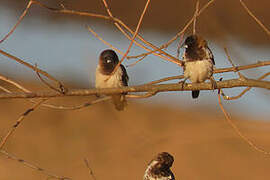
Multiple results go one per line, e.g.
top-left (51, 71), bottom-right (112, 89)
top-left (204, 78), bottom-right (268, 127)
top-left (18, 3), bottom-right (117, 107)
top-left (143, 152), bottom-right (175, 180)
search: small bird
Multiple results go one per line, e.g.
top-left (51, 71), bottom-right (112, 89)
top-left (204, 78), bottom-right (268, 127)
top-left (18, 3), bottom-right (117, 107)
top-left (95, 49), bottom-right (129, 111)
top-left (143, 152), bottom-right (175, 180)
top-left (182, 34), bottom-right (216, 98)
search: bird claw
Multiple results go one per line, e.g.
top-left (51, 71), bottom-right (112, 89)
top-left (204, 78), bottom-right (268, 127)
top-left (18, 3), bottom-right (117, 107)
top-left (179, 78), bottom-right (188, 89)
top-left (210, 77), bottom-right (217, 91)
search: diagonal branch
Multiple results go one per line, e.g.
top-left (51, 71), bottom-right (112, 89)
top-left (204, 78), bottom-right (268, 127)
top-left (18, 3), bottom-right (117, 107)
top-left (240, 0), bottom-right (270, 37)
top-left (0, 99), bottom-right (46, 149)
top-left (0, 149), bottom-right (70, 179)
top-left (0, 49), bottom-right (66, 93)
top-left (110, 0), bottom-right (151, 77)
top-left (217, 90), bottom-right (270, 155)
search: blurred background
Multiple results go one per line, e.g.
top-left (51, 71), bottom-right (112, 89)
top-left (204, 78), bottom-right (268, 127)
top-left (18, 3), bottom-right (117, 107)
top-left (0, 0), bottom-right (270, 179)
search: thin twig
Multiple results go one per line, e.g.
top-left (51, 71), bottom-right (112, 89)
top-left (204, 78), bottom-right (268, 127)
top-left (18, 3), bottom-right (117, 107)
top-left (176, 33), bottom-right (185, 59)
top-left (35, 64), bottom-right (64, 93)
top-left (0, 73), bottom-right (31, 93)
top-left (0, 0), bottom-right (33, 43)
top-left (87, 26), bottom-right (124, 56)
top-left (84, 158), bottom-right (97, 180)
top-left (224, 48), bottom-right (245, 79)
top-left (0, 49), bottom-right (66, 92)
top-left (0, 99), bottom-right (46, 149)
top-left (146, 60), bottom-right (270, 84)
top-left (110, 0), bottom-right (151, 77)
top-left (126, 55), bottom-right (147, 67)
top-left (240, 0), bottom-right (270, 37)
top-left (221, 72), bottom-right (270, 100)
top-left (193, 0), bottom-right (200, 35)
top-left (101, 0), bottom-right (182, 66)
top-left (0, 149), bottom-right (70, 179)
top-left (217, 89), bottom-right (270, 155)
top-left (126, 0), bottom-right (215, 62)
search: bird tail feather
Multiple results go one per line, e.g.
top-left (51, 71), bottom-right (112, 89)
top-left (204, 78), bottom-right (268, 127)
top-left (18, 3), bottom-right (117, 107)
top-left (112, 94), bottom-right (127, 111)
top-left (192, 90), bottom-right (200, 99)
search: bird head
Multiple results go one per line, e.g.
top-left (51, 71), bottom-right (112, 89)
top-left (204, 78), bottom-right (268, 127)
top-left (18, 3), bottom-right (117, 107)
top-left (99, 49), bottom-right (119, 74)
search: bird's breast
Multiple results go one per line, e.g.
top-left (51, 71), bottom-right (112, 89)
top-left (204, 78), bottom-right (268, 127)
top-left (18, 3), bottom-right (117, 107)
top-left (95, 65), bottom-right (124, 88)
top-left (184, 59), bottom-right (213, 83)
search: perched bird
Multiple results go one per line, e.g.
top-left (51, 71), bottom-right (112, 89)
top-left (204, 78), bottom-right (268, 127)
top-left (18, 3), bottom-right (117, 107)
top-left (143, 152), bottom-right (175, 180)
top-left (95, 49), bottom-right (129, 111)
top-left (182, 34), bottom-right (216, 99)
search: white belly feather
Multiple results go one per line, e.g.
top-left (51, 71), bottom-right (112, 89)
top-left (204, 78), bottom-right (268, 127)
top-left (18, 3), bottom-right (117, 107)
top-left (184, 60), bottom-right (213, 83)
top-left (95, 65), bottom-right (123, 88)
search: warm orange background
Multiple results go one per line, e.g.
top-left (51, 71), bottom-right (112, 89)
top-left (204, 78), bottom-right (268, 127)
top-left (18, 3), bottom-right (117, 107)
top-left (0, 86), bottom-right (270, 179)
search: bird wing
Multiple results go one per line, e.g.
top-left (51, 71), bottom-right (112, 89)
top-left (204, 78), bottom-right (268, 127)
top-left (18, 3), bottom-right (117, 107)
top-left (206, 46), bottom-right (215, 65)
top-left (120, 64), bottom-right (129, 86)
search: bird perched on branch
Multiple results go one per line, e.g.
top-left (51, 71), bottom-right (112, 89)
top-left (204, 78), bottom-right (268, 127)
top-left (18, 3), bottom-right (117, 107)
top-left (182, 34), bottom-right (216, 98)
top-left (143, 152), bottom-right (175, 180)
top-left (95, 49), bottom-right (129, 111)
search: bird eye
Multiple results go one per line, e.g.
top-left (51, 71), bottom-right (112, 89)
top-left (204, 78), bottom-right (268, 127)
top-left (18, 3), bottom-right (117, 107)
top-left (106, 59), bottom-right (112, 63)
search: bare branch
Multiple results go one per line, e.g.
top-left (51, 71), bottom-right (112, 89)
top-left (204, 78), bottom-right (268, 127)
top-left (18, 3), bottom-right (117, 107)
top-left (0, 78), bottom-right (269, 99)
top-left (221, 72), bottom-right (270, 100)
top-left (193, 0), bottom-right (200, 35)
top-left (240, 0), bottom-right (270, 37)
top-left (0, 73), bottom-right (31, 93)
top-left (0, 149), bottom-right (70, 179)
top-left (109, 0), bottom-right (151, 77)
top-left (217, 90), bottom-right (270, 155)
top-left (0, 49), bottom-right (66, 92)
top-left (147, 60), bottom-right (270, 84)
top-left (35, 64), bottom-right (64, 93)
top-left (224, 48), bottom-right (246, 79)
top-left (0, 0), bottom-right (33, 43)
top-left (84, 158), bottom-right (97, 180)
top-left (87, 26), bottom-right (124, 56)
top-left (0, 99), bottom-right (46, 149)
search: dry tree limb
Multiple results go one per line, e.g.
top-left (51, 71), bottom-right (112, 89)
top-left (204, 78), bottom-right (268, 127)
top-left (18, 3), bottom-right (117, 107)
top-left (217, 89), bottom-right (270, 155)
top-left (148, 75), bottom-right (185, 85)
top-left (0, 86), bottom-right (11, 93)
top-left (0, 49), bottom-right (66, 93)
top-left (176, 32), bottom-right (185, 59)
top-left (0, 73), bottom-right (31, 93)
top-left (146, 60), bottom-right (270, 84)
top-left (108, 0), bottom-right (151, 77)
top-left (162, 0), bottom-right (216, 49)
top-left (4, 0), bottom-right (180, 66)
top-left (0, 99), bottom-right (47, 149)
top-left (128, 0), bottom-right (215, 62)
top-left (87, 26), bottom-right (124, 56)
top-left (224, 48), bottom-right (246, 79)
top-left (240, 0), bottom-right (270, 37)
top-left (193, 0), bottom-right (200, 35)
top-left (126, 55), bottom-right (147, 67)
top-left (221, 72), bottom-right (270, 100)
top-left (84, 158), bottom-right (97, 180)
top-left (0, 78), bottom-right (269, 99)
top-left (101, 0), bottom-right (182, 66)
top-left (35, 64), bottom-right (65, 94)
top-left (0, 0), bottom-right (33, 43)
top-left (0, 149), bottom-right (70, 180)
